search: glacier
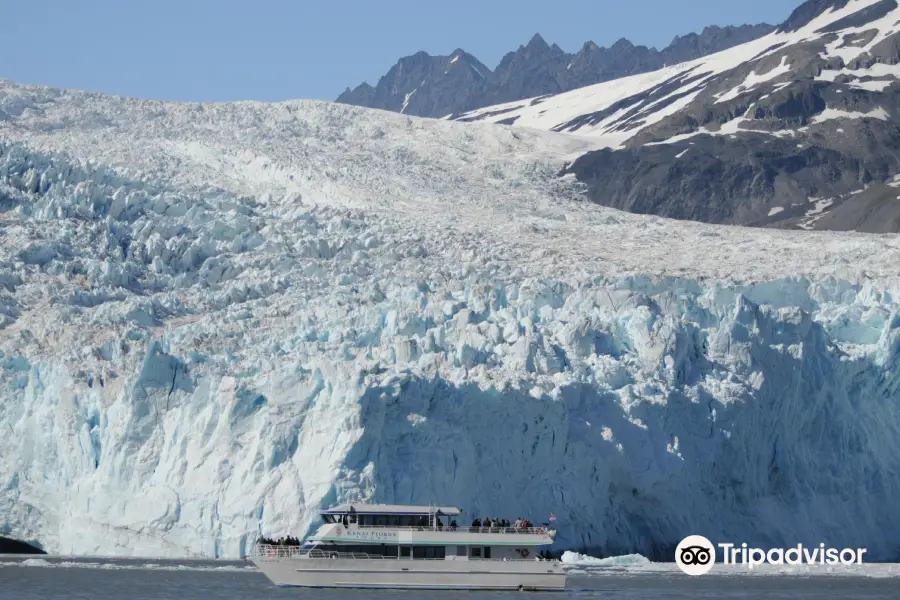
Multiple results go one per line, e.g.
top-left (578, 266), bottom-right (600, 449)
top-left (1, 80), bottom-right (900, 560)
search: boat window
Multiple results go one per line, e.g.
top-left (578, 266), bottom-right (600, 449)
top-left (470, 547), bottom-right (482, 558)
top-left (400, 546), bottom-right (411, 558)
top-left (375, 516), bottom-right (387, 526)
top-left (322, 515), bottom-right (334, 524)
top-left (409, 545), bottom-right (445, 559)
top-left (456, 546), bottom-right (466, 557)
top-left (484, 547), bottom-right (491, 559)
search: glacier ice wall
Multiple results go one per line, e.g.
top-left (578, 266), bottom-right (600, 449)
top-left (2, 83), bottom-right (900, 560)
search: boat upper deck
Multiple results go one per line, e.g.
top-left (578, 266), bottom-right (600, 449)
top-left (318, 503), bottom-right (551, 533)
top-left (322, 503), bottom-right (462, 516)
top-left (351, 524), bottom-right (551, 535)
top-left (252, 502), bottom-right (561, 550)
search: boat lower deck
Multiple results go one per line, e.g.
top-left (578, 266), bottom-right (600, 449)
top-left (251, 555), bottom-right (566, 590)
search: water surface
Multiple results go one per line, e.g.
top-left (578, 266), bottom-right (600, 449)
top-left (1, 556), bottom-right (896, 599)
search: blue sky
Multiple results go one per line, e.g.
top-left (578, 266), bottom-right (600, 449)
top-left (2, 0), bottom-right (794, 102)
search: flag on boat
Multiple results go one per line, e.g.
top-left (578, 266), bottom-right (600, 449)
top-left (549, 513), bottom-right (556, 522)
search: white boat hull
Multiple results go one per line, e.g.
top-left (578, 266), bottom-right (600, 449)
top-left (251, 556), bottom-right (566, 590)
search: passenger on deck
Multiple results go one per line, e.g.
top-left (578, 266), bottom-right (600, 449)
top-left (514, 518), bottom-right (523, 529)
top-left (472, 518), bottom-right (481, 527)
top-left (437, 518), bottom-right (443, 530)
top-left (449, 520), bottom-right (458, 531)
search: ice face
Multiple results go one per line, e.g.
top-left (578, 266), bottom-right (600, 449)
top-left (1, 81), bottom-right (900, 560)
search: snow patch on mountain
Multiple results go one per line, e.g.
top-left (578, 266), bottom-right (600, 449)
top-left (799, 198), bottom-right (838, 229)
top-left (811, 106), bottom-right (890, 122)
top-left (401, 89), bottom-right (417, 114)
top-left (714, 56), bottom-right (792, 104)
top-left (816, 62), bottom-right (900, 91)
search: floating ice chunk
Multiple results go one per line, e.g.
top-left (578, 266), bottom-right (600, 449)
top-left (561, 551), bottom-right (651, 567)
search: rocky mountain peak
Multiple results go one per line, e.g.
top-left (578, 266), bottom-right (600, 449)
top-left (777, 0), bottom-right (851, 33)
top-left (610, 38), bottom-right (638, 52)
top-left (526, 33), bottom-right (550, 51)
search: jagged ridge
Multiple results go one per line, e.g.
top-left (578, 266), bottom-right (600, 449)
top-left (336, 24), bottom-right (775, 118)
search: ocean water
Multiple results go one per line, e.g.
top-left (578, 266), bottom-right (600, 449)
top-left (0, 556), bottom-right (897, 600)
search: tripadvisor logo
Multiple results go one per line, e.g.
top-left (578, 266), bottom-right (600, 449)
top-left (675, 535), bottom-right (715, 576)
top-left (675, 535), bottom-right (868, 575)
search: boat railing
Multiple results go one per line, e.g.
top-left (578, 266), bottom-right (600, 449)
top-left (253, 544), bottom-right (308, 558)
top-left (352, 525), bottom-right (553, 535)
top-left (253, 546), bottom-right (453, 560)
top-left (251, 544), bottom-right (556, 562)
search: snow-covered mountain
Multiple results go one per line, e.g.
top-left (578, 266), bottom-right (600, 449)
top-left (454, 0), bottom-right (900, 232)
top-left (336, 25), bottom-right (775, 119)
top-left (1, 78), bottom-right (900, 561)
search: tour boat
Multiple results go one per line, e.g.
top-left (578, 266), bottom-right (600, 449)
top-left (249, 503), bottom-right (566, 590)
